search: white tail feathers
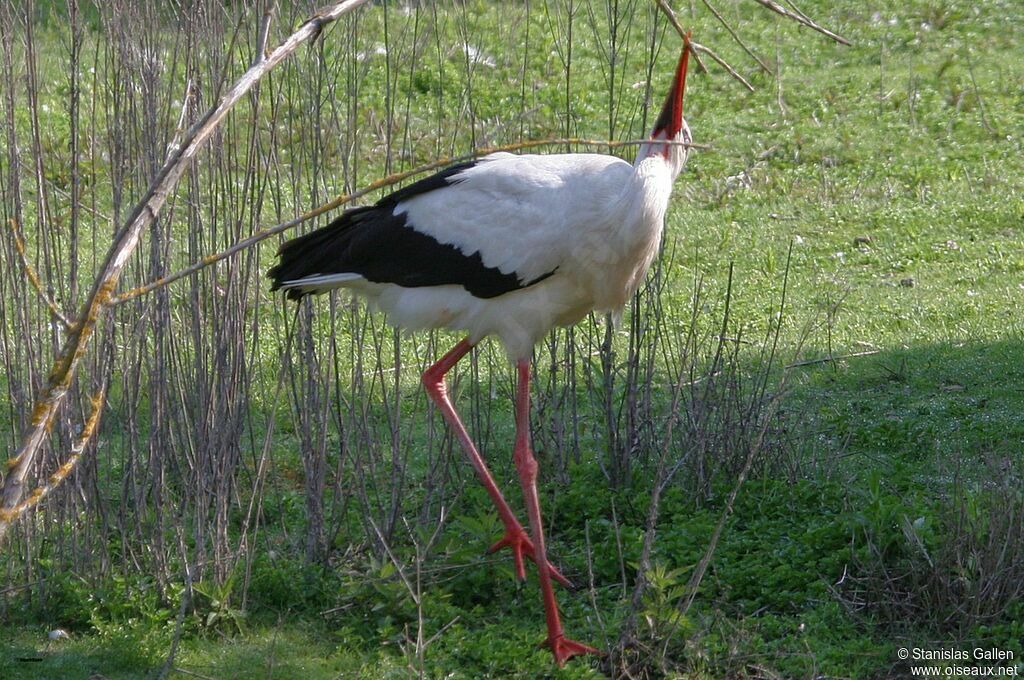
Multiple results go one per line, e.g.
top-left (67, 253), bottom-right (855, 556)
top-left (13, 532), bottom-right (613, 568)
top-left (279, 272), bottom-right (365, 293)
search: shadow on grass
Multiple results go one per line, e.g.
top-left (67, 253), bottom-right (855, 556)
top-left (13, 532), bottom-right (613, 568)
top-left (0, 636), bottom-right (158, 680)
top-left (792, 337), bottom-right (1024, 473)
top-left (595, 337), bottom-right (1024, 677)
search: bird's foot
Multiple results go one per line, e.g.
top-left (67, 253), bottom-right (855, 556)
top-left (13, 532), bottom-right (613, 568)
top-left (488, 528), bottom-right (572, 588)
top-left (543, 634), bottom-right (603, 667)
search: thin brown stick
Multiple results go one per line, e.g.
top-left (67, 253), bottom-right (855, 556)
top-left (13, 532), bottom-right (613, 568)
top-left (655, 0), bottom-right (700, 68)
top-left (109, 137), bottom-right (711, 305)
top-left (656, 0), bottom-right (755, 92)
top-left (6, 219), bottom-right (73, 330)
top-left (157, 554), bottom-right (194, 680)
top-left (698, 0), bottom-right (772, 73)
top-left (0, 387), bottom-right (105, 525)
top-left (679, 388), bottom-right (783, 617)
top-left (0, 580), bottom-right (44, 597)
top-left (785, 349), bottom-right (880, 368)
top-left (0, 0), bottom-right (373, 547)
top-left (253, 3), bottom-right (275, 67)
top-left (679, 247), bottom-right (798, 620)
top-left (169, 668), bottom-right (218, 680)
top-left (748, 0), bottom-right (850, 46)
top-left (692, 40), bottom-right (755, 92)
top-left (963, 47), bottom-right (995, 135)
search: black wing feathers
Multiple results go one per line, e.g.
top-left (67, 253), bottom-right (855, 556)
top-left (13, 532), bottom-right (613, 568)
top-left (375, 161), bottom-right (477, 208)
top-left (267, 161), bottom-right (552, 301)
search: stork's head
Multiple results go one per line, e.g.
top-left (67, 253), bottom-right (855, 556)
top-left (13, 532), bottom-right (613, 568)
top-left (637, 39), bottom-right (692, 180)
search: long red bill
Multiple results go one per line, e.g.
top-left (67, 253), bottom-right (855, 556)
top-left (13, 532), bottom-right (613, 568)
top-left (651, 33), bottom-right (692, 139)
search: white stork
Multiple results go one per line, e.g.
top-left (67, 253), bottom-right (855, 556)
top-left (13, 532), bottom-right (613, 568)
top-left (269, 40), bottom-right (693, 666)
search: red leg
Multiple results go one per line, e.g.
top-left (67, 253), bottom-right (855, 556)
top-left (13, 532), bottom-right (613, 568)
top-left (422, 339), bottom-right (570, 588)
top-left (512, 359), bottom-right (601, 667)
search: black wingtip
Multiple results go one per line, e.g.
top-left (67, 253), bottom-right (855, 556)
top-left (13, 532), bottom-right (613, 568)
top-left (267, 260), bottom-right (311, 301)
top-left (266, 216), bottom-right (349, 301)
top-left (266, 160), bottom-right (495, 303)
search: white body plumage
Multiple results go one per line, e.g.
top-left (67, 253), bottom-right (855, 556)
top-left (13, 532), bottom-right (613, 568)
top-left (279, 146), bottom-right (687, 361)
top-left (359, 152), bottom-right (676, 359)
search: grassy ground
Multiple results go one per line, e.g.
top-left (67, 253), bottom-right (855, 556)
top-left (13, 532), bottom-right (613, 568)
top-left (2, 0), bottom-right (1023, 678)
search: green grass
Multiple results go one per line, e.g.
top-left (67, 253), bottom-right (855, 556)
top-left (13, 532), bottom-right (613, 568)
top-left (3, 0), bottom-right (1024, 677)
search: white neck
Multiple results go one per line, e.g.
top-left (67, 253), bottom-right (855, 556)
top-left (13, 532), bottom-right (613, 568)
top-left (634, 121), bottom-right (692, 183)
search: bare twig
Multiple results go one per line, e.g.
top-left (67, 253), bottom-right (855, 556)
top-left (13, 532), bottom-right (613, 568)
top-left (614, 263), bottom-right (724, 664)
top-left (0, 580), bottom-right (44, 597)
top-left (0, 387), bottom-right (105, 524)
top-left (367, 517), bottom-right (419, 605)
top-left (169, 668), bottom-right (218, 680)
top-left (423, 615), bottom-right (461, 648)
top-left (692, 40), bottom-right (756, 92)
top-left (163, 79), bottom-right (193, 164)
top-left (679, 248), bottom-right (797, 618)
top-left (253, 3), bottom-right (275, 67)
top-left (748, 0), bottom-right (851, 46)
top-left (0, 0), bottom-right (373, 547)
top-left (657, 0), bottom-right (849, 94)
top-left (785, 349), bottom-right (880, 368)
top-left (656, 0), bottom-right (755, 92)
top-left (963, 46), bottom-right (996, 135)
top-left (110, 137), bottom-right (711, 305)
top-left (157, 563), bottom-right (194, 680)
top-left (698, 0), bottom-right (772, 74)
top-left (6, 219), bottom-right (73, 330)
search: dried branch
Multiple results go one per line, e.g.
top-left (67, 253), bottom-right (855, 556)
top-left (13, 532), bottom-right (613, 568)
top-left (785, 349), bottom-right (880, 368)
top-left (749, 0), bottom-right (850, 46)
top-left (656, 0), bottom-right (755, 92)
top-left (657, 0), bottom-right (849, 94)
top-left (6, 219), bottom-right (73, 330)
top-left (110, 137), bottom-right (711, 305)
top-left (0, 387), bottom-right (105, 526)
top-left (699, 0), bottom-right (772, 74)
top-left (163, 79), bottom-right (193, 164)
top-left (0, 0), bottom-right (373, 548)
top-left (254, 3), bottom-right (275, 67)
top-left (679, 247), bottom-right (798, 620)
top-left (693, 40), bottom-right (756, 92)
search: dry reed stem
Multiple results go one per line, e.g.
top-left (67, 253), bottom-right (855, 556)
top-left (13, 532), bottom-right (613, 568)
top-left (655, 0), bottom-right (755, 92)
top-left (691, 40), bottom-right (756, 92)
top-left (679, 246), bottom-right (798, 619)
top-left (785, 349), bottom-right (881, 368)
top-left (656, 0), bottom-right (850, 94)
top-left (750, 0), bottom-right (850, 46)
top-left (698, 0), bottom-right (772, 74)
top-left (0, 387), bottom-right (105, 525)
top-left (0, 0), bottom-right (373, 547)
top-left (6, 219), bottom-right (73, 330)
top-left (110, 137), bottom-right (710, 305)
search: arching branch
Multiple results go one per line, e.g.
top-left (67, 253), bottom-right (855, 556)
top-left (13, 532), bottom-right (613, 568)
top-left (0, 0), bottom-right (373, 548)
